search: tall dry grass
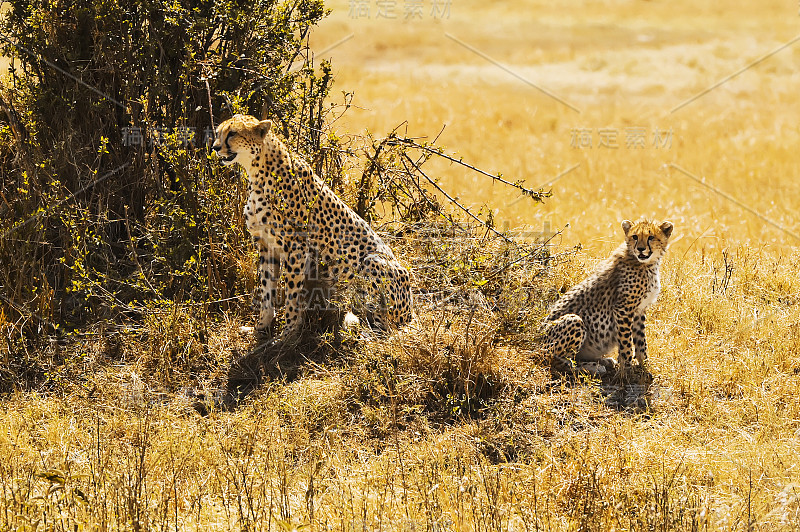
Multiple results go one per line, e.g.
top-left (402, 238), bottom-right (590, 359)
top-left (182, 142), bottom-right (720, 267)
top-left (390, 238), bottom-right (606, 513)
top-left (3, 0), bottom-right (800, 530)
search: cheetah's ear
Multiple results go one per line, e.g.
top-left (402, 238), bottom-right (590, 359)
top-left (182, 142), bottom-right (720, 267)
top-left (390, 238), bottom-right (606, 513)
top-left (659, 221), bottom-right (674, 239)
top-left (256, 120), bottom-right (272, 138)
top-left (621, 220), bottom-right (633, 235)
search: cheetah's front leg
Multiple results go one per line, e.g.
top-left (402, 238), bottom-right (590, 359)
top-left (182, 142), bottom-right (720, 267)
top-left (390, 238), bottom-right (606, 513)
top-left (614, 307), bottom-right (635, 370)
top-left (281, 245), bottom-right (307, 336)
top-left (256, 246), bottom-right (281, 336)
top-left (632, 313), bottom-right (648, 365)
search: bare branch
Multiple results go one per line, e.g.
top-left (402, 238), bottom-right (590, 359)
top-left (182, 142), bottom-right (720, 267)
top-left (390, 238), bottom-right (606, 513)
top-left (391, 137), bottom-right (548, 201)
top-left (401, 153), bottom-right (512, 243)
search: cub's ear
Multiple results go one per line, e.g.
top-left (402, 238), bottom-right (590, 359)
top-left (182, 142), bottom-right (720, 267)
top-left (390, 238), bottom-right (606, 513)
top-left (659, 221), bottom-right (674, 239)
top-left (256, 120), bottom-right (272, 138)
top-left (621, 220), bottom-right (633, 235)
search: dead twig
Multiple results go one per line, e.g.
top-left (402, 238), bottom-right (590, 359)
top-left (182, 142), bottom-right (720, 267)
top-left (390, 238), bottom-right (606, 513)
top-left (391, 137), bottom-right (549, 201)
top-left (401, 152), bottom-right (512, 243)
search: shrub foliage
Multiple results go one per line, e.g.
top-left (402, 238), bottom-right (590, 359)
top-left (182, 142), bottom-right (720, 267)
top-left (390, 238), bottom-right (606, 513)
top-left (0, 0), bottom-right (332, 338)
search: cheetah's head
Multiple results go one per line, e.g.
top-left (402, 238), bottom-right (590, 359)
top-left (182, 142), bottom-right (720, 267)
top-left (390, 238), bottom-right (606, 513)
top-left (212, 114), bottom-right (272, 167)
top-left (622, 219), bottom-right (673, 264)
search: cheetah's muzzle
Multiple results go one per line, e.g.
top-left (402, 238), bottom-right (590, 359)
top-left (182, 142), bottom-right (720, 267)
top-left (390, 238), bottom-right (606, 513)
top-left (215, 151), bottom-right (236, 164)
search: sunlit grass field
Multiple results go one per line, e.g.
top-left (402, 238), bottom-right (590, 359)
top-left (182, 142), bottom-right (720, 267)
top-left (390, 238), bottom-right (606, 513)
top-left (313, 0), bottom-right (800, 253)
top-left (3, 0), bottom-right (800, 529)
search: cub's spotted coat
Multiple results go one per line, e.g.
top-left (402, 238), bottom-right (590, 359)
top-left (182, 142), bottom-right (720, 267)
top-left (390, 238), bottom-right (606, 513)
top-left (212, 114), bottom-right (413, 336)
top-left (543, 219), bottom-right (673, 375)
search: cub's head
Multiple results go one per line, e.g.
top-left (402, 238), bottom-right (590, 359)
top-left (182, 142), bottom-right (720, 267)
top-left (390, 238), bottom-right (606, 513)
top-left (212, 114), bottom-right (272, 167)
top-left (622, 219), bottom-right (674, 264)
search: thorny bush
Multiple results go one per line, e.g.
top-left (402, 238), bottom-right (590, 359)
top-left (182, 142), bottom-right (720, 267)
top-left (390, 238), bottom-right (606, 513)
top-left (0, 0), bottom-right (550, 392)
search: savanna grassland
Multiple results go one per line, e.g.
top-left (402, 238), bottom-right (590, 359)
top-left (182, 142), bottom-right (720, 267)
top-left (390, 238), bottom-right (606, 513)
top-left (3, 0), bottom-right (800, 530)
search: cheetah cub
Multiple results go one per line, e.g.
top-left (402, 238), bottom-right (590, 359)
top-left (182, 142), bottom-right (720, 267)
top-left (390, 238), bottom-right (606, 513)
top-left (543, 219), bottom-right (673, 376)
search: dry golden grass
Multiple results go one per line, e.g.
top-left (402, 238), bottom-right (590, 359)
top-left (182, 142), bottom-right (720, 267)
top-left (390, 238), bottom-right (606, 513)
top-left (3, 0), bottom-right (800, 530)
top-left (314, 0), bottom-right (800, 253)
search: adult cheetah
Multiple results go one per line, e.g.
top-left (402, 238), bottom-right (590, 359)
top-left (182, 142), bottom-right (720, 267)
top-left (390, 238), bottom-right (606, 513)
top-left (543, 219), bottom-right (673, 376)
top-left (212, 114), bottom-right (413, 337)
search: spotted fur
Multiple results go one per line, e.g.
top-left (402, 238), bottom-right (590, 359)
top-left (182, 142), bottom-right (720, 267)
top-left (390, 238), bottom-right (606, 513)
top-left (543, 219), bottom-right (674, 376)
top-left (212, 114), bottom-right (413, 336)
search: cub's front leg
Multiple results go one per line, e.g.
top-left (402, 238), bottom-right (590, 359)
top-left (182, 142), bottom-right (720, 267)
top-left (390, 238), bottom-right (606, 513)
top-left (614, 306), bottom-right (635, 370)
top-left (632, 312), bottom-right (648, 365)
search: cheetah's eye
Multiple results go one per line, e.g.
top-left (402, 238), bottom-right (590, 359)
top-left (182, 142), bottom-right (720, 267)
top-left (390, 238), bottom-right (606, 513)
top-left (228, 131), bottom-right (237, 139)
top-left (647, 236), bottom-right (654, 242)
top-left (631, 235), bottom-right (638, 241)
